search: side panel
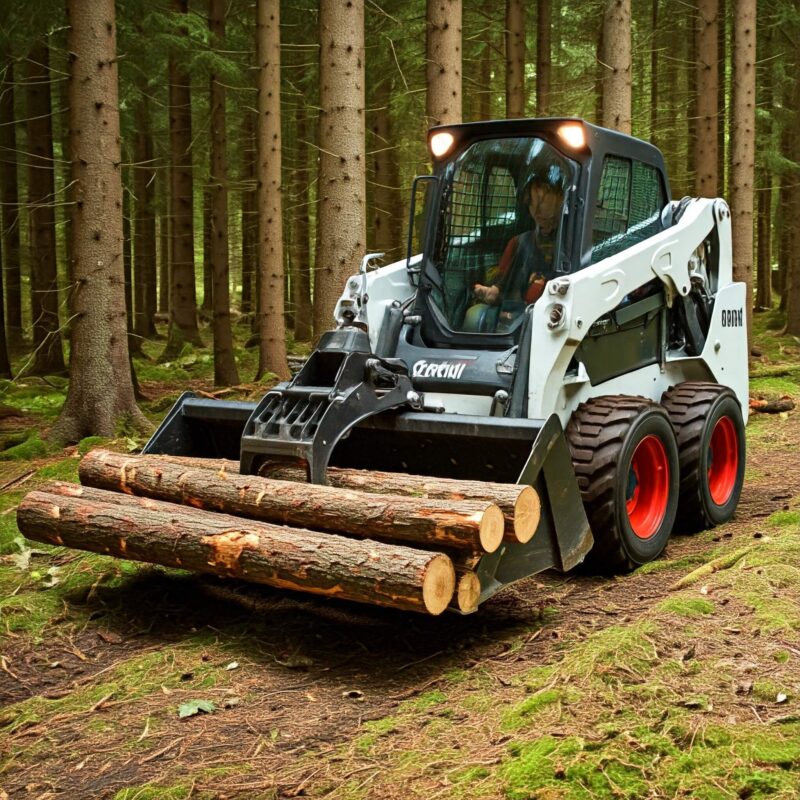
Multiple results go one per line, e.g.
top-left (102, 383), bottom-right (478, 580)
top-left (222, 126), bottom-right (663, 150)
top-left (524, 198), bottom-right (748, 424)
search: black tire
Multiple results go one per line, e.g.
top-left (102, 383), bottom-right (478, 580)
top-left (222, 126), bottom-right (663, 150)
top-left (566, 397), bottom-right (680, 572)
top-left (661, 382), bottom-right (746, 533)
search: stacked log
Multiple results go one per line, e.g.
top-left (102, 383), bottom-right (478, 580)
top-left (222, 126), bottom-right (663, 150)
top-left (78, 450), bottom-right (505, 554)
top-left (159, 455), bottom-right (541, 544)
top-left (17, 482), bottom-right (456, 615)
top-left (16, 448), bottom-right (543, 615)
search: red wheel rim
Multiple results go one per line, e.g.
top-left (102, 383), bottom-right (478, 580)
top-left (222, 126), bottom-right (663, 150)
top-left (708, 416), bottom-right (738, 506)
top-left (626, 435), bottom-right (670, 539)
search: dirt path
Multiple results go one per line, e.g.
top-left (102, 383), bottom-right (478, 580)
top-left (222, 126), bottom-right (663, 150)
top-left (1, 410), bottom-right (798, 798)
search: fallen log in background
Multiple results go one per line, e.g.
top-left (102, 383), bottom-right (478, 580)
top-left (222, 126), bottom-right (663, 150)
top-left (160, 455), bottom-right (541, 544)
top-left (17, 482), bottom-right (456, 615)
top-left (79, 449), bottom-right (504, 554)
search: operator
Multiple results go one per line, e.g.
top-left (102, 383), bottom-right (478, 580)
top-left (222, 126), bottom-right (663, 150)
top-left (473, 174), bottom-right (564, 312)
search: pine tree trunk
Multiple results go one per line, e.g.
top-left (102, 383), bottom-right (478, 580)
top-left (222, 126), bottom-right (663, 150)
top-left (133, 93), bottom-right (158, 340)
top-left (201, 184), bottom-right (213, 315)
top-left (313, 0), bottom-right (367, 338)
top-left (649, 0), bottom-right (658, 143)
top-left (50, 0), bottom-right (148, 443)
top-left (717, 0), bottom-right (727, 197)
top-left (240, 111), bottom-right (256, 316)
top-left (158, 191), bottom-right (169, 316)
top-left (256, 0), bottom-right (289, 379)
top-left (425, 0), bottom-right (462, 126)
top-left (601, 0), bottom-right (632, 134)
top-left (505, 0), bottom-right (525, 117)
top-left (292, 105), bottom-right (313, 342)
top-left (478, 42), bottom-right (493, 121)
top-left (164, 0), bottom-right (202, 358)
top-left (123, 184), bottom-right (139, 355)
top-left (209, 0), bottom-right (240, 386)
top-left (784, 76), bottom-right (800, 334)
top-left (0, 224), bottom-right (10, 376)
top-left (754, 22), bottom-right (772, 311)
top-left (730, 0), bottom-right (755, 346)
top-left (370, 79), bottom-right (402, 261)
top-left (0, 60), bottom-right (23, 349)
top-left (25, 41), bottom-right (65, 375)
top-left (694, 0), bottom-right (718, 197)
top-left (536, 0), bottom-right (551, 116)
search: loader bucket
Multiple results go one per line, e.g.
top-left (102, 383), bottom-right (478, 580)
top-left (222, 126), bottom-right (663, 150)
top-left (142, 392), bottom-right (257, 461)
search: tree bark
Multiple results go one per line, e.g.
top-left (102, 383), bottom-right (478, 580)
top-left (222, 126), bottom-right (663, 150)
top-left (19, 483), bottom-right (457, 615)
top-left (50, 0), bottom-right (148, 443)
top-left (370, 79), bottom-right (403, 261)
top-left (694, 0), bottom-right (718, 197)
top-left (536, 0), bottom-right (551, 116)
top-left (426, 0), bottom-right (462, 127)
top-left (478, 42), bottom-right (493, 121)
top-left (754, 21), bottom-right (772, 311)
top-left (0, 222), bottom-right (10, 376)
top-left (209, 0), bottom-right (240, 386)
top-left (730, 0), bottom-right (755, 346)
top-left (123, 183), bottom-right (139, 355)
top-left (201, 184), bottom-right (213, 315)
top-left (133, 91), bottom-right (158, 340)
top-left (291, 105), bottom-right (312, 341)
top-left (255, 0), bottom-right (290, 379)
top-left (717, 0), bottom-right (727, 197)
top-left (79, 449), bottom-right (505, 553)
top-left (313, 0), bottom-right (367, 338)
top-left (138, 454), bottom-right (542, 544)
top-left (158, 188), bottom-right (169, 316)
top-left (0, 60), bottom-right (23, 349)
top-left (164, 0), bottom-right (202, 358)
top-left (257, 462), bottom-right (540, 544)
top-left (25, 41), bottom-right (65, 375)
top-left (505, 0), bottom-right (525, 118)
top-left (601, 0), bottom-right (632, 134)
top-left (240, 111), bottom-right (256, 316)
top-left (784, 75), bottom-right (800, 335)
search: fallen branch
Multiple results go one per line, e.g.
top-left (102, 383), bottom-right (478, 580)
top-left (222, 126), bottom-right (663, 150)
top-left (668, 546), bottom-right (754, 591)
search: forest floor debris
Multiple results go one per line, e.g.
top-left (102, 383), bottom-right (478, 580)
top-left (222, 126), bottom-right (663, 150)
top-left (0, 314), bottom-right (798, 798)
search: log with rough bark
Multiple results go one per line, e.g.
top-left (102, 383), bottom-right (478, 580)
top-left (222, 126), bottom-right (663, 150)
top-left (257, 462), bottom-right (540, 544)
top-left (156, 455), bottom-right (541, 544)
top-left (17, 482), bottom-right (456, 615)
top-left (79, 450), bottom-right (505, 554)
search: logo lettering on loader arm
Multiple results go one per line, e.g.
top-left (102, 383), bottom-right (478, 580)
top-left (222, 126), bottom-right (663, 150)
top-left (412, 360), bottom-right (469, 380)
top-left (721, 308), bottom-right (743, 328)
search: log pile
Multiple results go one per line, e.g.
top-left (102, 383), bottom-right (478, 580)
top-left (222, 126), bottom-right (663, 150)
top-left (16, 449), bottom-right (543, 615)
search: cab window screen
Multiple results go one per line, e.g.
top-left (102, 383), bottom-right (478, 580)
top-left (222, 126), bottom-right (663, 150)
top-left (431, 137), bottom-right (571, 332)
top-left (592, 157), bottom-right (666, 263)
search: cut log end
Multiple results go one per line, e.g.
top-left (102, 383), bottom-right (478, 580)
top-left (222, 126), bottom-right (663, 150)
top-left (513, 485), bottom-right (541, 544)
top-left (478, 503), bottom-right (505, 553)
top-left (422, 555), bottom-right (456, 616)
top-left (454, 571), bottom-right (480, 614)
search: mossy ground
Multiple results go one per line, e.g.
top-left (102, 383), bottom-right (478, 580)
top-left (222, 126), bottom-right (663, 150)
top-left (0, 317), bottom-right (799, 798)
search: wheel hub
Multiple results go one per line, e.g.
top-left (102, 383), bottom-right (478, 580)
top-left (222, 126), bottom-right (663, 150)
top-left (626, 434), bottom-right (669, 539)
top-left (708, 416), bottom-right (738, 506)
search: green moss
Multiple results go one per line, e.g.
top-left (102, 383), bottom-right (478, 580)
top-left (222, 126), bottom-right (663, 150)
top-left (773, 650), bottom-right (790, 664)
top-left (113, 784), bottom-right (216, 800)
top-left (635, 553), bottom-right (708, 575)
top-left (657, 598), bottom-right (715, 617)
top-left (37, 456), bottom-right (79, 482)
top-left (766, 510), bottom-right (800, 529)
top-left (78, 436), bottom-right (112, 455)
top-left (0, 433), bottom-right (53, 460)
top-left (749, 376), bottom-right (800, 400)
top-left (502, 689), bottom-right (563, 730)
top-left (409, 689), bottom-right (447, 710)
top-left (752, 680), bottom-right (787, 703)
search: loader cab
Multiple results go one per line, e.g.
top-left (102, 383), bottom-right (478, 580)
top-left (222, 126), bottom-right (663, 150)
top-left (408, 118), bottom-right (671, 352)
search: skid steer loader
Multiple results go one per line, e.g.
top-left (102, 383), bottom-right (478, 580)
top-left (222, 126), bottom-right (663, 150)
top-left (20, 119), bottom-right (748, 614)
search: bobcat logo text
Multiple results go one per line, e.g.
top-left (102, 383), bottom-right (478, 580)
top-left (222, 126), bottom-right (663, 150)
top-left (412, 360), bottom-right (469, 380)
top-left (721, 308), bottom-right (743, 328)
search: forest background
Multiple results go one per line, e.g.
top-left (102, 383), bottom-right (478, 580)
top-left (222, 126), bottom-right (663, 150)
top-left (0, 0), bottom-right (797, 443)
